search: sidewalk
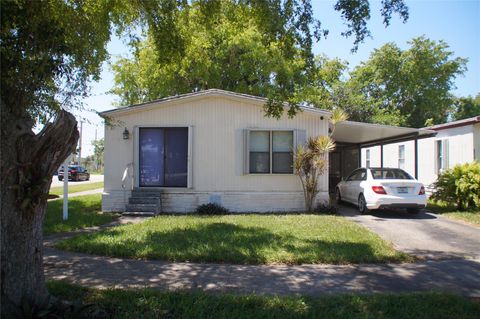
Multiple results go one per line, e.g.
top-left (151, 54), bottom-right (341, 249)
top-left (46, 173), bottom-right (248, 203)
top-left (49, 188), bottom-right (103, 201)
top-left (44, 248), bottom-right (480, 297)
top-left (43, 216), bottom-right (480, 297)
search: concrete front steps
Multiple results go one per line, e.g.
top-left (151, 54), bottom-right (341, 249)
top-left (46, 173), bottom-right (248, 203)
top-left (124, 188), bottom-right (161, 216)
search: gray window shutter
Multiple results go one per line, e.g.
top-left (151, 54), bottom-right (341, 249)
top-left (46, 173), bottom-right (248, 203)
top-left (295, 129), bottom-right (307, 150)
top-left (244, 129), bottom-right (250, 174)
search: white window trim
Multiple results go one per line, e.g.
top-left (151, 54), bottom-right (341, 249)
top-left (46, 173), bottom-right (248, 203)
top-left (245, 129), bottom-right (298, 175)
top-left (435, 138), bottom-right (449, 173)
top-left (398, 145), bottom-right (405, 169)
top-left (134, 125), bottom-right (193, 189)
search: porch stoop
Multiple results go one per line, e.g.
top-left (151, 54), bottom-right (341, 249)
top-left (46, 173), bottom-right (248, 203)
top-left (124, 188), bottom-right (161, 216)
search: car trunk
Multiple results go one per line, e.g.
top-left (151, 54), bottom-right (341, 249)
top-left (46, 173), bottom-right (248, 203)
top-left (376, 180), bottom-right (423, 196)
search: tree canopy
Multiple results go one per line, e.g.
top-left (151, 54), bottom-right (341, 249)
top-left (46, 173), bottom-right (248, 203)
top-left (110, 0), bottom-right (409, 118)
top-left (452, 94), bottom-right (480, 121)
top-left (345, 36), bottom-right (467, 127)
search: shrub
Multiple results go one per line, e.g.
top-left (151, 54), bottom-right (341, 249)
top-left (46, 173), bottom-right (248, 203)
top-left (314, 203), bottom-right (338, 215)
top-left (432, 162), bottom-right (480, 210)
top-left (195, 203), bottom-right (229, 215)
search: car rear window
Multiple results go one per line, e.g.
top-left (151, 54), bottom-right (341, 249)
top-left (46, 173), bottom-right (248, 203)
top-left (370, 169), bottom-right (413, 180)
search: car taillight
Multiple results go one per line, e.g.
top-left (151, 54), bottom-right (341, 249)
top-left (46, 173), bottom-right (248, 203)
top-left (372, 186), bottom-right (387, 194)
top-left (419, 186), bottom-right (425, 195)
top-left (70, 170), bottom-right (77, 174)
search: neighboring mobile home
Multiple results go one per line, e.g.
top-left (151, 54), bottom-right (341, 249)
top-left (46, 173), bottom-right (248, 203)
top-left (101, 89), bottom-right (435, 213)
top-left (361, 116), bottom-right (480, 187)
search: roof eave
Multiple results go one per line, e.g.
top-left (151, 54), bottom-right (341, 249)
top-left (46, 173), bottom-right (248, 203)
top-left (99, 89), bottom-right (331, 118)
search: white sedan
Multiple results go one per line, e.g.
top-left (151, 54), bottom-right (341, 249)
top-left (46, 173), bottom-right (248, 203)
top-left (335, 168), bottom-right (427, 214)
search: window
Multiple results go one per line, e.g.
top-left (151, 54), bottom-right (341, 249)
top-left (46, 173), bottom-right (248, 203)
top-left (398, 145), bottom-right (405, 169)
top-left (139, 127), bottom-right (188, 187)
top-left (371, 168), bottom-right (413, 180)
top-left (347, 169), bottom-right (367, 181)
top-left (436, 139), bottom-right (449, 173)
top-left (366, 149), bottom-right (371, 168)
top-left (249, 130), bottom-right (294, 174)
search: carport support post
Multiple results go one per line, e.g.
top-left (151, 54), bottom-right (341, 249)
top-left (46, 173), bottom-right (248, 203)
top-left (380, 144), bottom-right (384, 168)
top-left (414, 136), bottom-right (419, 179)
top-left (358, 145), bottom-right (362, 167)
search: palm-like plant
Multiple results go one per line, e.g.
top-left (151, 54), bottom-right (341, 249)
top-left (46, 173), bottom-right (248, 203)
top-left (294, 108), bottom-right (347, 212)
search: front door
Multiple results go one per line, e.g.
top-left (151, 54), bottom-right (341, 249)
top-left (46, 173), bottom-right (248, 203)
top-left (139, 127), bottom-right (188, 187)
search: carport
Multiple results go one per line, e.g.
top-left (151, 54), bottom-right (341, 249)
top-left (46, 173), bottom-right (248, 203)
top-left (329, 121), bottom-right (437, 192)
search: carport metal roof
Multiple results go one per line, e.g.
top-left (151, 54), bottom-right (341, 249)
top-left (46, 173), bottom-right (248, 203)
top-left (332, 121), bottom-right (437, 147)
top-left (331, 121), bottom-right (437, 179)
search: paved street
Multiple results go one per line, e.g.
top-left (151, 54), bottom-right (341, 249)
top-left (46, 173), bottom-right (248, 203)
top-left (50, 174), bottom-right (103, 188)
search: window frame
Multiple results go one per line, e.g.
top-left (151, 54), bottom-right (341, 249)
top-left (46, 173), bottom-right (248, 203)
top-left (346, 169), bottom-right (366, 181)
top-left (398, 145), bottom-right (405, 169)
top-left (247, 129), bottom-right (295, 175)
top-left (436, 139), bottom-right (449, 173)
top-left (366, 149), bottom-right (371, 168)
top-left (134, 125), bottom-right (193, 189)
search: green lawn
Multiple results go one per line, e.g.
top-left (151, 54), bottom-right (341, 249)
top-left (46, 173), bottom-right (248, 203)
top-left (48, 281), bottom-right (480, 319)
top-left (428, 201), bottom-right (480, 227)
top-left (49, 181), bottom-right (104, 196)
top-left (44, 194), bottom-right (117, 235)
top-left (56, 214), bottom-right (412, 264)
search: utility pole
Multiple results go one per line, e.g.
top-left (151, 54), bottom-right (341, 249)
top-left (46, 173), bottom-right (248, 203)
top-left (78, 121), bottom-right (83, 165)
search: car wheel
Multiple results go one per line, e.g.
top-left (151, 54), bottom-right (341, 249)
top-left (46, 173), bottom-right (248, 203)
top-left (58, 177), bottom-right (62, 181)
top-left (335, 188), bottom-right (342, 204)
top-left (358, 194), bottom-right (369, 215)
top-left (407, 208), bottom-right (420, 214)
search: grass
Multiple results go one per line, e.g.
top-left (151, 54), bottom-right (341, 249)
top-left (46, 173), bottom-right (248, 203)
top-left (49, 181), bottom-right (104, 196)
top-left (44, 194), bottom-right (117, 235)
top-left (428, 201), bottom-right (480, 227)
top-left (48, 281), bottom-right (480, 319)
top-left (56, 214), bottom-right (412, 264)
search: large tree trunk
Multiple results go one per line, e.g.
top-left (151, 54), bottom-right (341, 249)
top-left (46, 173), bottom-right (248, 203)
top-left (1, 103), bottom-right (79, 313)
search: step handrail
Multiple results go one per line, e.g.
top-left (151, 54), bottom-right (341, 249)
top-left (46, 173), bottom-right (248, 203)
top-left (122, 162), bottom-right (134, 207)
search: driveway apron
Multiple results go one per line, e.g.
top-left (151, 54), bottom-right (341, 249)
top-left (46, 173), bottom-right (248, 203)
top-left (337, 204), bottom-right (480, 260)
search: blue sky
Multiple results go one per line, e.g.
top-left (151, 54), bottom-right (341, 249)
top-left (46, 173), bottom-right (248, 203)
top-left (78, 0), bottom-right (480, 156)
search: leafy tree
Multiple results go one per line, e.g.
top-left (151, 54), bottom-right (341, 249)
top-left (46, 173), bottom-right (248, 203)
top-left (1, 0), bottom-right (112, 310)
top-left (1, 0), bottom-right (409, 310)
top-left (346, 36), bottom-right (467, 127)
top-left (452, 94), bottom-right (480, 121)
top-left (92, 138), bottom-right (105, 172)
top-left (111, 0), bottom-right (409, 118)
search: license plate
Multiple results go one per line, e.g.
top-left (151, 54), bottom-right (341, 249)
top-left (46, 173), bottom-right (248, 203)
top-left (397, 187), bottom-right (409, 194)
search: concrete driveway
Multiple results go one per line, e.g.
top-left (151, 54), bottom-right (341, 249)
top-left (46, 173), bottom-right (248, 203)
top-left (338, 204), bottom-right (480, 260)
top-left (50, 174), bottom-right (103, 188)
